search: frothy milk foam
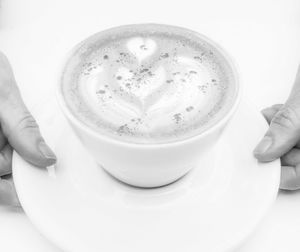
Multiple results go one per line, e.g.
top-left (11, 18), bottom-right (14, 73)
top-left (61, 25), bottom-right (237, 144)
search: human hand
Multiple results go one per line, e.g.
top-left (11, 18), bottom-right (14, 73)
top-left (254, 65), bottom-right (300, 190)
top-left (0, 51), bottom-right (56, 206)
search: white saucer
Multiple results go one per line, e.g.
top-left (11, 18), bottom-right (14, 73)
top-left (12, 99), bottom-right (280, 252)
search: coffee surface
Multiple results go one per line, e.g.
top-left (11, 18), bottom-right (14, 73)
top-left (61, 25), bottom-right (237, 144)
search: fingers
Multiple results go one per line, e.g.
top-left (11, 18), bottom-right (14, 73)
top-left (262, 105), bottom-right (300, 149)
top-left (261, 104), bottom-right (283, 124)
top-left (0, 177), bottom-right (20, 207)
top-left (254, 66), bottom-right (300, 162)
top-left (280, 165), bottom-right (300, 190)
top-left (0, 144), bottom-right (12, 176)
top-left (281, 148), bottom-right (300, 167)
top-left (257, 66), bottom-right (300, 190)
top-left (0, 52), bottom-right (56, 167)
top-left (281, 148), bottom-right (300, 190)
top-left (254, 105), bottom-right (300, 162)
top-left (0, 104), bottom-right (56, 167)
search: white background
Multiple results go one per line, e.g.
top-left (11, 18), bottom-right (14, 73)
top-left (0, 0), bottom-right (300, 251)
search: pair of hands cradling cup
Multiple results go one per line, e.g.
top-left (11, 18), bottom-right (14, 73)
top-left (0, 50), bottom-right (300, 205)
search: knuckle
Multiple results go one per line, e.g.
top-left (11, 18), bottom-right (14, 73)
top-left (17, 112), bottom-right (39, 132)
top-left (271, 105), bottom-right (300, 130)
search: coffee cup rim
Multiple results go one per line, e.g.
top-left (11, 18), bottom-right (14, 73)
top-left (56, 23), bottom-right (242, 149)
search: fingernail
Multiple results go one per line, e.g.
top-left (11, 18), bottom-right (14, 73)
top-left (253, 136), bottom-right (273, 156)
top-left (38, 141), bottom-right (57, 163)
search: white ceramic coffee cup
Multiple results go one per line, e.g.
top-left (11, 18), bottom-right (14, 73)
top-left (57, 24), bottom-right (241, 188)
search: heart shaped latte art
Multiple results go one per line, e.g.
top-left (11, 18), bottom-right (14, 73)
top-left (88, 37), bottom-right (175, 117)
top-left (67, 28), bottom-right (232, 144)
top-left (82, 39), bottom-right (211, 121)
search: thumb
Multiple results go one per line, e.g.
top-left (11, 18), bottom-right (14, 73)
top-left (0, 52), bottom-right (56, 167)
top-left (254, 66), bottom-right (300, 162)
top-left (254, 105), bottom-right (300, 162)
